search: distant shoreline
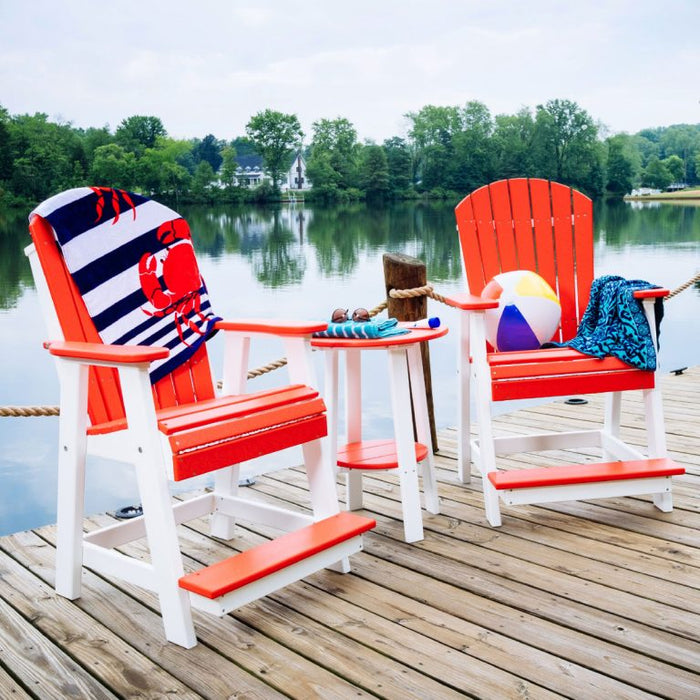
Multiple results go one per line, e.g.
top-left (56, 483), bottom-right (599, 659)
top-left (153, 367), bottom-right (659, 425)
top-left (624, 189), bottom-right (700, 201)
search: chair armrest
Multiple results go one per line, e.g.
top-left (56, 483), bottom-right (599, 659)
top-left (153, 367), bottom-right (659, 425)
top-left (45, 340), bottom-right (169, 365)
top-left (442, 292), bottom-right (499, 311)
top-left (214, 319), bottom-right (328, 336)
top-left (633, 288), bottom-right (669, 299)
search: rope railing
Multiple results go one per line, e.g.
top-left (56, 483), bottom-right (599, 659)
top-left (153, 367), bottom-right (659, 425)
top-left (4, 270), bottom-right (699, 417)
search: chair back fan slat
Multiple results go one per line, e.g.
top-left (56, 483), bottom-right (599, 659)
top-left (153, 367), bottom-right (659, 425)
top-left (455, 192), bottom-right (486, 293)
top-left (30, 213), bottom-right (217, 424)
top-left (550, 182), bottom-right (577, 342)
top-left (509, 179), bottom-right (537, 271)
top-left (489, 180), bottom-right (518, 271)
top-left (528, 179), bottom-right (558, 292)
top-left (455, 178), bottom-right (594, 345)
top-left (572, 189), bottom-right (595, 324)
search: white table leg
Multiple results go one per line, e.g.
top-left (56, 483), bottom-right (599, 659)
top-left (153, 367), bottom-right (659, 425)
top-left (388, 347), bottom-right (424, 542)
top-left (407, 344), bottom-right (439, 514)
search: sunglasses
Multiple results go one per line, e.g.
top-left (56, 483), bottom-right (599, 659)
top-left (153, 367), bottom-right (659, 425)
top-left (331, 307), bottom-right (371, 323)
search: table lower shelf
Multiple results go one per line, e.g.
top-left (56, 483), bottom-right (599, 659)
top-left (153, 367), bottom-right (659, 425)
top-left (337, 439), bottom-right (429, 470)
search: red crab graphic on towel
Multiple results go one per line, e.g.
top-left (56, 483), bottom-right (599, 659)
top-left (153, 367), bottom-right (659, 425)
top-left (138, 217), bottom-right (208, 345)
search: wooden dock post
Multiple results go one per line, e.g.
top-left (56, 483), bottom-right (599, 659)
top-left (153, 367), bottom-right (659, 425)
top-left (382, 252), bottom-right (438, 452)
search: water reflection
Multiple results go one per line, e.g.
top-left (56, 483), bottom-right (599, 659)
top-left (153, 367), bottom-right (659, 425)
top-left (1, 199), bottom-right (699, 535)
top-left (0, 207), bottom-right (34, 308)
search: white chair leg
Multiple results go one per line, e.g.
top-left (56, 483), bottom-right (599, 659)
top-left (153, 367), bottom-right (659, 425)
top-left (471, 317), bottom-right (502, 527)
top-left (119, 365), bottom-right (196, 648)
top-left (55, 360), bottom-right (89, 599)
top-left (457, 309), bottom-right (472, 482)
top-left (603, 392), bottom-right (622, 461)
top-left (653, 491), bottom-right (673, 512)
top-left (644, 386), bottom-right (667, 458)
top-left (210, 465), bottom-right (240, 540)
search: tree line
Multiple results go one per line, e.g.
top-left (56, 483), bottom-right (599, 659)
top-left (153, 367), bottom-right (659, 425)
top-left (1, 99), bottom-right (698, 208)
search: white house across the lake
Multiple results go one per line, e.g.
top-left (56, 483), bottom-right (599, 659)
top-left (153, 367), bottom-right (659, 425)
top-left (233, 152), bottom-right (312, 192)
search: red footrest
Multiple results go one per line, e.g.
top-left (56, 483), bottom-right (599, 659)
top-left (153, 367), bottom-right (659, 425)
top-left (178, 511), bottom-right (376, 599)
top-left (488, 457), bottom-right (684, 490)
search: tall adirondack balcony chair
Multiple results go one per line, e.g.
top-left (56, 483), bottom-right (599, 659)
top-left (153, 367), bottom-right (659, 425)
top-left (443, 178), bottom-right (684, 527)
top-left (26, 187), bottom-right (375, 648)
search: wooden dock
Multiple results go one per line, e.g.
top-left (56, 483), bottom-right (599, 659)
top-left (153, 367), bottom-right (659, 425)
top-left (1, 367), bottom-right (699, 698)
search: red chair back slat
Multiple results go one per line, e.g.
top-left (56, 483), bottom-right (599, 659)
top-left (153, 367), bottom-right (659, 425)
top-left (509, 178), bottom-right (537, 271)
top-left (29, 213), bottom-right (216, 425)
top-left (455, 178), bottom-right (595, 344)
top-left (455, 193), bottom-right (486, 293)
top-left (572, 189), bottom-right (594, 321)
top-left (550, 182), bottom-right (577, 341)
top-left (489, 180), bottom-right (517, 271)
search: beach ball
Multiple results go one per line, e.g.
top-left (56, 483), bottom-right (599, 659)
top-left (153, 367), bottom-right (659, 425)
top-left (482, 270), bottom-right (561, 351)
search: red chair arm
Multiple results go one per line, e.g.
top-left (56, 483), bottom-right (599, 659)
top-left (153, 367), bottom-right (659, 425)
top-left (45, 340), bottom-right (169, 364)
top-left (442, 292), bottom-right (499, 311)
top-left (633, 288), bottom-right (669, 299)
top-left (214, 319), bottom-right (328, 336)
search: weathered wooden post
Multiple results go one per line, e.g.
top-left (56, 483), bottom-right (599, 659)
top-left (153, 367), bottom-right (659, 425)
top-left (382, 252), bottom-right (438, 452)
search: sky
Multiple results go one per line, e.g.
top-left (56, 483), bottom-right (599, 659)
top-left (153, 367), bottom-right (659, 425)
top-left (1, 0), bottom-right (699, 144)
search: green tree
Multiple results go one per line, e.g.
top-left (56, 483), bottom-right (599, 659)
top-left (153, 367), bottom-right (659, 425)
top-left (662, 154), bottom-right (685, 183)
top-left (405, 105), bottom-right (462, 191)
top-left (219, 144), bottom-right (238, 192)
top-left (642, 157), bottom-right (673, 189)
top-left (605, 135), bottom-right (637, 196)
top-left (81, 126), bottom-right (112, 164)
top-left (451, 101), bottom-right (494, 192)
top-left (191, 160), bottom-right (216, 201)
top-left (491, 108), bottom-right (535, 178)
top-left (192, 134), bottom-right (223, 172)
top-left (89, 144), bottom-right (135, 189)
top-left (532, 99), bottom-right (603, 194)
top-left (135, 138), bottom-right (191, 198)
top-left (659, 125), bottom-right (698, 181)
top-left (115, 115), bottom-right (167, 156)
top-left (0, 105), bottom-right (13, 181)
top-left (359, 144), bottom-right (390, 200)
top-left (8, 113), bottom-right (82, 200)
top-left (383, 137), bottom-right (413, 195)
top-left (245, 110), bottom-right (303, 193)
top-left (307, 117), bottom-right (360, 199)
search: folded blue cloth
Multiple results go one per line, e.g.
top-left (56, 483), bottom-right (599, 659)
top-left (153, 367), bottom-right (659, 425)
top-left (543, 275), bottom-right (662, 370)
top-left (313, 318), bottom-right (410, 339)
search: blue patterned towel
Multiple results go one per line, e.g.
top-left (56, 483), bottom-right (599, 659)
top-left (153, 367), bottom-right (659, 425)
top-left (544, 275), bottom-right (662, 370)
top-left (31, 187), bottom-right (220, 384)
top-left (313, 318), bottom-right (410, 339)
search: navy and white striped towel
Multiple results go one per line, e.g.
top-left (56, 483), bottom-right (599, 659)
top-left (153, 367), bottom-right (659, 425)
top-left (31, 187), bottom-right (220, 384)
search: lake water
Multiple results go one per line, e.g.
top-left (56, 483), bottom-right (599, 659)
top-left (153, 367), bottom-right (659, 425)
top-left (1, 198), bottom-right (699, 535)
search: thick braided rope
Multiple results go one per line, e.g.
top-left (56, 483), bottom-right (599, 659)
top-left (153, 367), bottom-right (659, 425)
top-left (0, 405), bottom-right (59, 417)
top-left (667, 269), bottom-right (700, 299)
top-left (389, 283), bottom-right (446, 304)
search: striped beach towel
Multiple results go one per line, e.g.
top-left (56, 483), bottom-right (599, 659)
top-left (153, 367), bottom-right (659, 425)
top-left (31, 187), bottom-right (220, 384)
top-left (313, 318), bottom-right (409, 339)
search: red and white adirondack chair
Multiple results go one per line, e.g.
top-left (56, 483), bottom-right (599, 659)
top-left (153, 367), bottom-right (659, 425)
top-left (444, 178), bottom-right (684, 526)
top-left (26, 187), bottom-right (375, 647)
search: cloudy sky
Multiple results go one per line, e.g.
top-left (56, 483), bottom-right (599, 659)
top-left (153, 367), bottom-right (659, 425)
top-left (1, 0), bottom-right (698, 144)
